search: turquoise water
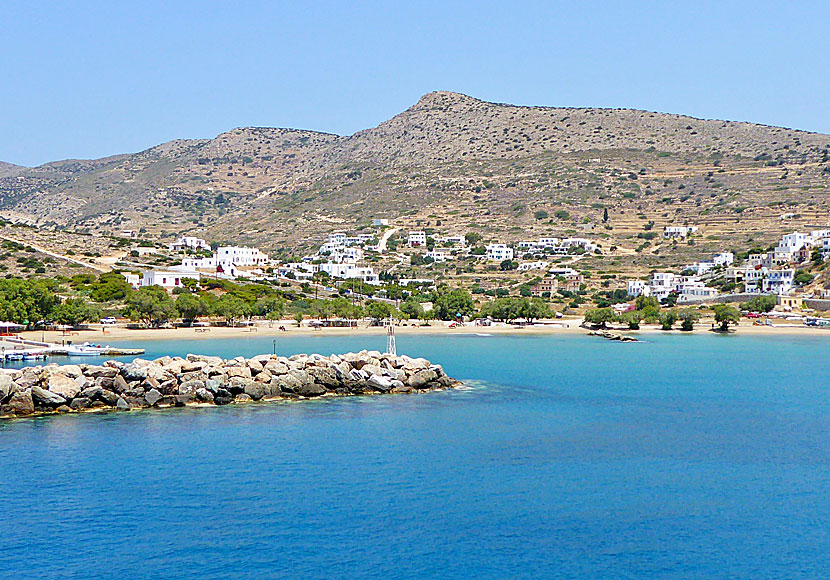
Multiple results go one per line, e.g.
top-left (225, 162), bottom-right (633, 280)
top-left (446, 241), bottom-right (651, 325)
top-left (1, 333), bottom-right (829, 579)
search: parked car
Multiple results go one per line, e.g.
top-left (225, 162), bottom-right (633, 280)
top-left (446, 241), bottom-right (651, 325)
top-left (100, 317), bottom-right (117, 324)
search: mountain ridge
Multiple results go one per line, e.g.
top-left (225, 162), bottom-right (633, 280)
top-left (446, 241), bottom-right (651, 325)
top-left (1, 91), bottom-right (829, 259)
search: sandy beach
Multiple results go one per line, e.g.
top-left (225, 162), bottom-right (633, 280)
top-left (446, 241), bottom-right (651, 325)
top-left (16, 316), bottom-right (830, 345)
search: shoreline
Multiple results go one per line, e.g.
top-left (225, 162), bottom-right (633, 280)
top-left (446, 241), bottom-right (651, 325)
top-left (18, 317), bottom-right (830, 344)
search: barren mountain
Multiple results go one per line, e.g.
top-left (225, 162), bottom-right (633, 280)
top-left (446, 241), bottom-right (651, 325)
top-left (2, 91), bottom-right (829, 262)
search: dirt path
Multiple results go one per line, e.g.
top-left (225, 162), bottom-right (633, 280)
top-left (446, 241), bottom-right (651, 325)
top-left (377, 227), bottom-right (400, 254)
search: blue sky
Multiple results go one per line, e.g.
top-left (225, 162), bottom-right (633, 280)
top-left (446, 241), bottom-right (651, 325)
top-left (2, 1), bottom-right (829, 166)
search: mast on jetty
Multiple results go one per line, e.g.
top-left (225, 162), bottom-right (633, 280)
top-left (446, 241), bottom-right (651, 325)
top-left (385, 318), bottom-right (396, 356)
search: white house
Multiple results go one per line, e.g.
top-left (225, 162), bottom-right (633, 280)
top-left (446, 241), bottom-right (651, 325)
top-left (626, 280), bottom-right (650, 297)
top-left (372, 218), bottom-right (389, 227)
top-left (713, 252), bottom-right (734, 267)
top-left (122, 273), bottom-right (140, 289)
top-left (342, 247), bottom-right (364, 263)
top-left (408, 231), bottom-right (427, 247)
top-left (426, 250), bottom-right (451, 263)
top-left (485, 244), bottom-right (514, 261)
top-left (518, 261), bottom-right (549, 272)
top-left (169, 236), bottom-right (211, 252)
top-left (744, 268), bottom-right (795, 295)
top-left (141, 270), bottom-right (201, 289)
top-left (215, 246), bottom-right (268, 267)
top-left (319, 263), bottom-right (379, 284)
top-left (664, 226), bottom-right (699, 239)
top-left (676, 280), bottom-right (718, 303)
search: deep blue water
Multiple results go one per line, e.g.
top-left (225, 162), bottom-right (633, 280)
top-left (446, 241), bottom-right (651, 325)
top-left (1, 333), bottom-right (829, 579)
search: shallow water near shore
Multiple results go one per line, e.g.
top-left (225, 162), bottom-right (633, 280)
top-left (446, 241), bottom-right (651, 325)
top-left (1, 333), bottom-right (829, 578)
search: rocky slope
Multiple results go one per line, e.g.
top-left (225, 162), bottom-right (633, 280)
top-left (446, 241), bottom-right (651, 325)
top-left (2, 92), bottom-right (829, 256)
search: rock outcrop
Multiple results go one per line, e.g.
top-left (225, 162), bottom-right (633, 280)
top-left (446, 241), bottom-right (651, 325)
top-left (0, 351), bottom-right (459, 418)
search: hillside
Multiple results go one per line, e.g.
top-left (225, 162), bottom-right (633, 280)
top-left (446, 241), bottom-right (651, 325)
top-left (2, 91), bottom-right (829, 272)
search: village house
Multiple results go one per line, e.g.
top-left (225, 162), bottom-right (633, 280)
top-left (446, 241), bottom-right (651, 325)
top-left (426, 250), bottom-right (451, 263)
top-left (168, 236), bottom-right (211, 252)
top-left (372, 218), bottom-right (389, 227)
top-left (518, 260), bottom-right (549, 272)
top-left (141, 270), bottom-right (201, 289)
top-left (319, 263), bottom-right (380, 284)
top-left (408, 231), bottom-right (427, 247)
top-left (485, 243), bottom-right (514, 261)
top-left (530, 278), bottom-right (558, 296)
top-left (663, 226), bottom-right (698, 239)
top-left (626, 280), bottom-right (650, 297)
top-left (122, 273), bottom-right (140, 289)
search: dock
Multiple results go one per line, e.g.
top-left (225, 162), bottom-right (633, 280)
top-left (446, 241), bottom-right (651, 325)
top-left (0, 337), bottom-right (144, 361)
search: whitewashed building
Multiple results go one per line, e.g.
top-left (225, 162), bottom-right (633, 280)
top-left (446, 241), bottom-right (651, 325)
top-left (485, 244), bottom-right (514, 261)
top-left (664, 226), bottom-right (699, 239)
top-left (408, 231), bottom-right (427, 247)
top-left (626, 280), bottom-right (650, 297)
top-left (518, 261), bottom-right (549, 272)
top-left (169, 236), bottom-right (211, 252)
top-left (141, 270), bottom-right (201, 289)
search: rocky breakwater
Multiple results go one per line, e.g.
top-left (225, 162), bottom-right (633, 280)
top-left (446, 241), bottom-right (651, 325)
top-left (0, 351), bottom-right (460, 418)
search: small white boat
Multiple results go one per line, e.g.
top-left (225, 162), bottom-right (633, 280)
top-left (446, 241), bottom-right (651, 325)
top-left (65, 343), bottom-right (107, 356)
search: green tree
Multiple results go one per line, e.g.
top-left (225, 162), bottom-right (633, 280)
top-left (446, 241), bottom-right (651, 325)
top-left (464, 232), bottom-right (483, 246)
top-left (499, 259), bottom-right (517, 271)
top-left (214, 294), bottom-right (247, 326)
top-left (740, 295), bottom-right (777, 313)
top-left (618, 310), bottom-right (642, 329)
top-left (678, 309), bottom-right (700, 331)
top-left (635, 295), bottom-right (660, 311)
top-left (52, 297), bottom-right (102, 326)
top-left (175, 293), bottom-right (206, 321)
top-left (126, 286), bottom-right (175, 327)
top-left (713, 304), bottom-right (741, 331)
top-left (659, 310), bottom-right (678, 330)
top-left (255, 295), bottom-right (285, 320)
top-left (400, 298), bottom-right (425, 320)
top-left (584, 307), bottom-right (616, 328)
top-left (520, 297), bottom-right (551, 323)
top-left (533, 210), bottom-right (549, 221)
top-left (90, 272), bottom-right (133, 302)
top-left (365, 300), bottom-right (394, 320)
top-left (433, 287), bottom-right (476, 321)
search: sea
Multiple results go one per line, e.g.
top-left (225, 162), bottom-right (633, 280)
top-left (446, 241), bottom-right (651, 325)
top-left (0, 332), bottom-right (828, 579)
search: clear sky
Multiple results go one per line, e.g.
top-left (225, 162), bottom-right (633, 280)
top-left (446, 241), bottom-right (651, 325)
top-left (2, 1), bottom-right (829, 166)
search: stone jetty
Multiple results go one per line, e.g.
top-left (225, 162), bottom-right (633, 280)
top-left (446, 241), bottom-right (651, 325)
top-left (0, 351), bottom-right (460, 418)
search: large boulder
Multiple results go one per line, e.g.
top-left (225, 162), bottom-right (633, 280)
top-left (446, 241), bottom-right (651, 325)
top-left (31, 385), bottom-right (66, 406)
top-left (195, 388), bottom-right (214, 403)
top-left (99, 390), bottom-right (120, 406)
top-left (8, 389), bottom-right (34, 415)
top-left (179, 380), bottom-right (205, 395)
top-left (225, 366), bottom-right (252, 379)
top-left (144, 389), bottom-right (162, 406)
top-left (60, 365), bottom-right (83, 379)
top-left (367, 374), bottom-right (393, 393)
top-left (112, 375), bottom-right (129, 393)
top-left (46, 373), bottom-right (81, 400)
top-left (264, 360), bottom-right (289, 375)
top-left (296, 382), bottom-right (326, 397)
top-left (407, 369), bottom-right (438, 389)
top-left (69, 397), bottom-right (91, 410)
top-left (214, 388), bottom-right (233, 405)
top-left (307, 366), bottom-right (339, 388)
top-left (243, 381), bottom-right (265, 401)
top-left (0, 374), bottom-right (15, 402)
